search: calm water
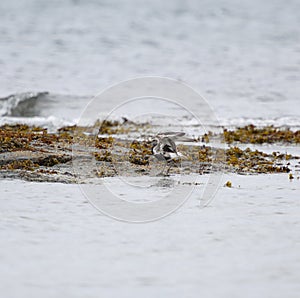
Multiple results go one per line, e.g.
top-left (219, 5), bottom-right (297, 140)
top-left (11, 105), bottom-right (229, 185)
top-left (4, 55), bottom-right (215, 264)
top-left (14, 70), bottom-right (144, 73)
top-left (1, 175), bottom-right (300, 298)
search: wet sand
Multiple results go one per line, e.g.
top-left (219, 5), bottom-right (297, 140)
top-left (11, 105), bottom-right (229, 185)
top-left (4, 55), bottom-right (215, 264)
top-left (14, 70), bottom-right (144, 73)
top-left (0, 174), bottom-right (300, 298)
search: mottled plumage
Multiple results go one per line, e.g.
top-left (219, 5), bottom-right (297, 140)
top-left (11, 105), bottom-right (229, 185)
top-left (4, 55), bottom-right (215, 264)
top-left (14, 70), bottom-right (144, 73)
top-left (152, 136), bottom-right (180, 162)
top-left (150, 132), bottom-right (194, 175)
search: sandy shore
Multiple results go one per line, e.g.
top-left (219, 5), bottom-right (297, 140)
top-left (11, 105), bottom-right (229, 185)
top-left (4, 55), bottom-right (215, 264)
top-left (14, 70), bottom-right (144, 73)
top-left (1, 124), bottom-right (299, 183)
top-left (0, 173), bottom-right (300, 298)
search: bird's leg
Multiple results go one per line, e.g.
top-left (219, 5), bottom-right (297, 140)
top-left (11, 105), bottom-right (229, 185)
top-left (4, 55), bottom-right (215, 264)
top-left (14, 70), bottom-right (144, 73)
top-left (165, 163), bottom-right (172, 176)
top-left (155, 162), bottom-right (167, 176)
top-left (156, 162), bottom-right (171, 176)
top-left (166, 158), bottom-right (181, 176)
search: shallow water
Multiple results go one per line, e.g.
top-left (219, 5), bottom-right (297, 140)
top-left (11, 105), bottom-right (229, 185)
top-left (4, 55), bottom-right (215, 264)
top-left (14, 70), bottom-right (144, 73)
top-left (0, 175), bottom-right (300, 297)
top-left (0, 0), bottom-right (300, 127)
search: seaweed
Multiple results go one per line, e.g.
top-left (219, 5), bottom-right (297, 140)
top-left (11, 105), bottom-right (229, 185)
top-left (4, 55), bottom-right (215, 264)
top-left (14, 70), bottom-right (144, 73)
top-left (95, 136), bottom-right (114, 149)
top-left (0, 124), bottom-right (299, 180)
top-left (196, 146), bottom-right (291, 174)
top-left (225, 181), bottom-right (232, 188)
top-left (128, 140), bottom-right (152, 165)
top-left (94, 151), bottom-right (113, 162)
top-left (222, 125), bottom-right (300, 144)
top-left (0, 160), bottom-right (39, 171)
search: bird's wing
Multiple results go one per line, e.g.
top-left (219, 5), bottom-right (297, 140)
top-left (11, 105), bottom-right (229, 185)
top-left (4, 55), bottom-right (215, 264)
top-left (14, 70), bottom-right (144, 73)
top-left (157, 132), bottom-right (195, 142)
top-left (157, 131), bottom-right (185, 138)
top-left (176, 135), bottom-right (195, 142)
top-left (161, 137), bottom-right (177, 153)
top-left (162, 143), bottom-right (176, 153)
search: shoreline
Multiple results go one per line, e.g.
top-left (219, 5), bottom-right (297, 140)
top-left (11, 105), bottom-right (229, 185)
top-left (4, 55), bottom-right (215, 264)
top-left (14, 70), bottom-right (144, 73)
top-left (0, 123), bottom-right (299, 184)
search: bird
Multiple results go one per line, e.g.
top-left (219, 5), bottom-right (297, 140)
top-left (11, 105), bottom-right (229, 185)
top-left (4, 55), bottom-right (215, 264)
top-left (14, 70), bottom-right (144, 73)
top-left (150, 132), bottom-right (194, 175)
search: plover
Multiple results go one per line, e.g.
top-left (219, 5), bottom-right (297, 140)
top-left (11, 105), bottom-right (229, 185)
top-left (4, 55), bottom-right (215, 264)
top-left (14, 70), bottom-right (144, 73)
top-left (150, 132), bottom-right (194, 175)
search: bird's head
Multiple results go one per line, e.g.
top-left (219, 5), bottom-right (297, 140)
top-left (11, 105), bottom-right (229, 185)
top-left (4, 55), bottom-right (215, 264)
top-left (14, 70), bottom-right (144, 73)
top-left (146, 136), bottom-right (159, 153)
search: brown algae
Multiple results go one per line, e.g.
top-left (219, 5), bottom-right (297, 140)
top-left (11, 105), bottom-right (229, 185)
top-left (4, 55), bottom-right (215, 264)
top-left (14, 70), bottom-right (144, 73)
top-left (0, 124), bottom-right (299, 182)
top-left (222, 125), bottom-right (300, 144)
